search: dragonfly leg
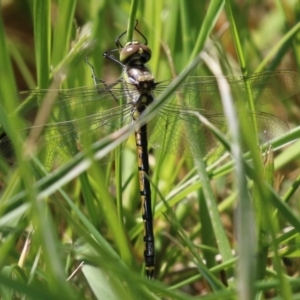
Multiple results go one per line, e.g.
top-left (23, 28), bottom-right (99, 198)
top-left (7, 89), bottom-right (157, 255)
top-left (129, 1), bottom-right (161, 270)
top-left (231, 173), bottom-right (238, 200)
top-left (85, 57), bottom-right (124, 103)
top-left (103, 48), bottom-right (124, 66)
top-left (85, 56), bottom-right (106, 87)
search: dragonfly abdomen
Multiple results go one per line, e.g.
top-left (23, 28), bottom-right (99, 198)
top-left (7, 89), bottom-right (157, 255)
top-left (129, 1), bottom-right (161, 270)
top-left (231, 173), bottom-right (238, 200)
top-left (135, 123), bottom-right (155, 278)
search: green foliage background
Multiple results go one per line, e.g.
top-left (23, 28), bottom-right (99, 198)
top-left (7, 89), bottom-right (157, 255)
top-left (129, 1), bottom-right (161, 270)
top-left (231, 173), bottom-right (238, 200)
top-left (0, 0), bottom-right (300, 299)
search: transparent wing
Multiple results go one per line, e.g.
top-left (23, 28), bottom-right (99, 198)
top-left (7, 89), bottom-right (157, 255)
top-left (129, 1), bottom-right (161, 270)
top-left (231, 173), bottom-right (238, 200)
top-left (148, 107), bottom-right (289, 159)
top-left (32, 104), bottom-right (133, 167)
top-left (0, 71), bottom-right (298, 167)
top-left (148, 70), bottom-right (298, 156)
top-left (0, 82), bottom-right (134, 167)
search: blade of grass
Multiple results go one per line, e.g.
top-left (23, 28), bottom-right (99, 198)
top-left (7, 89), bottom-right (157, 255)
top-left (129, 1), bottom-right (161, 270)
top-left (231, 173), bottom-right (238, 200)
top-left (51, 0), bottom-right (77, 66)
top-left (0, 11), bottom-right (17, 110)
top-left (127, 0), bottom-right (139, 42)
top-left (225, 1), bottom-right (259, 142)
top-left (255, 149), bottom-right (293, 298)
top-left (253, 148), bottom-right (274, 282)
top-left (255, 22), bottom-right (300, 72)
top-left (34, 0), bottom-right (51, 88)
top-left (79, 172), bottom-right (99, 226)
top-left (190, 0), bottom-right (225, 62)
top-left (161, 194), bottom-right (226, 290)
top-left (143, 0), bottom-right (164, 76)
top-left (201, 51), bottom-right (256, 299)
top-left (0, 8), bottom-right (24, 166)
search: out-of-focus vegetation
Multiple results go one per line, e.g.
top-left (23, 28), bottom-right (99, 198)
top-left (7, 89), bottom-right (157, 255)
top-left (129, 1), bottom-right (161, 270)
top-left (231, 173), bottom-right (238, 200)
top-left (0, 0), bottom-right (300, 299)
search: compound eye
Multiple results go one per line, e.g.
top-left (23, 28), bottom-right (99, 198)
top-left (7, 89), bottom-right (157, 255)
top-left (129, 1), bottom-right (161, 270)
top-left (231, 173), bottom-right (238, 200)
top-left (120, 42), bottom-right (151, 64)
top-left (138, 44), bottom-right (151, 63)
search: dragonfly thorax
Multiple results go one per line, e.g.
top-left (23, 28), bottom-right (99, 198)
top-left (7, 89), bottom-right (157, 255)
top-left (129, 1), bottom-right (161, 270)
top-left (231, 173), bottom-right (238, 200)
top-left (124, 64), bottom-right (156, 106)
top-left (126, 65), bottom-right (155, 85)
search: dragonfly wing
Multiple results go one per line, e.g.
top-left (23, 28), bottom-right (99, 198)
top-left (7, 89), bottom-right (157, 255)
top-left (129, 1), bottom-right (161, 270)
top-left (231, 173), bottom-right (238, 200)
top-left (229, 71), bottom-right (300, 106)
top-left (148, 106), bottom-right (289, 158)
top-left (40, 104), bottom-right (133, 168)
top-left (254, 111), bottom-right (289, 143)
top-left (177, 71), bottom-right (300, 108)
top-left (1, 85), bottom-right (132, 168)
top-left (152, 71), bottom-right (296, 153)
top-left (148, 104), bottom-right (227, 158)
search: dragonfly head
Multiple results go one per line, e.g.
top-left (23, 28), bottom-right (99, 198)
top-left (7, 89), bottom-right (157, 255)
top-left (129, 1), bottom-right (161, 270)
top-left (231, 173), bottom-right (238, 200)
top-left (120, 41), bottom-right (151, 66)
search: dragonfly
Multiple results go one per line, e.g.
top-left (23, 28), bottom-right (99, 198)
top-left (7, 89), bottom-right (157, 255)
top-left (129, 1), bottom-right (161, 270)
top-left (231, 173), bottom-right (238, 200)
top-left (1, 24), bottom-right (300, 279)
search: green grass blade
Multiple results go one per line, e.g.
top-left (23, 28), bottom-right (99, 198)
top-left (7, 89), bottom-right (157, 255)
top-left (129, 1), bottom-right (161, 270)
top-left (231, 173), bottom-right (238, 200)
top-left (256, 22), bottom-right (300, 72)
top-left (127, 0), bottom-right (139, 41)
top-left (190, 0), bottom-right (225, 61)
top-left (51, 0), bottom-right (77, 66)
top-left (33, 0), bottom-right (51, 88)
top-left (0, 17), bottom-right (17, 112)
